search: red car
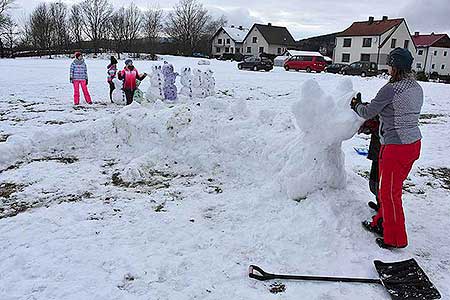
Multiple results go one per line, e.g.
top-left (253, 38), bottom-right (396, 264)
top-left (283, 54), bottom-right (327, 73)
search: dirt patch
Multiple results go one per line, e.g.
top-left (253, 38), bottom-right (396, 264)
top-left (0, 182), bottom-right (24, 198)
top-left (111, 172), bottom-right (171, 190)
top-left (44, 120), bottom-right (87, 125)
top-left (269, 282), bottom-right (286, 294)
top-left (419, 114), bottom-right (447, 125)
top-left (0, 156), bottom-right (79, 174)
top-left (0, 134), bottom-right (11, 142)
top-left (418, 167), bottom-right (450, 190)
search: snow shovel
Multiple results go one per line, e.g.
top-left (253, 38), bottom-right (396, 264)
top-left (248, 258), bottom-right (441, 300)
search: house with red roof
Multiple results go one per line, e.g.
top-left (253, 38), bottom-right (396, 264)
top-left (412, 32), bottom-right (450, 75)
top-left (333, 16), bottom-right (415, 70)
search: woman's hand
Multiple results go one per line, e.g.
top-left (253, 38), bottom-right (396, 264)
top-left (350, 92), bottom-right (362, 111)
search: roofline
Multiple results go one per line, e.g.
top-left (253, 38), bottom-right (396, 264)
top-left (336, 18), bottom-right (406, 37)
top-left (413, 34), bottom-right (448, 48)
top-left (242, 23), bottom-right (296, 45)
top-left (211, 26), bottom-right (247, 43)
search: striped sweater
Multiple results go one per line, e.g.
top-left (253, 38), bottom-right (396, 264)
top-left (70, 59), bottom-right (88, 81)
top-left (355, 78), bottom-right (423, 145)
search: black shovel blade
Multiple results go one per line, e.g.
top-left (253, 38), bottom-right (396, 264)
top-left (374, 258), bottom-right (441, 300)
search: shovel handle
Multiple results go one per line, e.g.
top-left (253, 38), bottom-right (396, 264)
top-left (249, 265), bottom-right (381, 285)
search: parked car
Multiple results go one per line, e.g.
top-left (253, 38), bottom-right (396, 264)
top-left (238, 57), bottom-right (273, 71)
top-left (193, 52), bottom-right (209, 58)
top-left (217, 53), bottom-right (235, 61)
top-left (341, 61), bottom-right (378, 77)
top-left (324, 63), bottom-right (347, 74)
top-left (283, 55), bottom-right (327, 72)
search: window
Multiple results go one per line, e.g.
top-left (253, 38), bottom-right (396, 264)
top-left (342, 53), bottom-right (350, 62)
top-left (442, 64), bottom-right (446, 70)
top-left (361, 54), bottom-right (370, 62)
top-left (404, 40), bottom-right (409, 49)
top-left (416, 63), bottom-right (422, 69)
top-left (432, 64), bottom-right (435, 69)
top-left (277, 48), bottom-right (282, 54)
top-left (302, 56), bottom-right (313, 61)
top-left (225, 47), bottom-right (229, 53)
top-left (216, 47), bottom-right (220, 53)
top-left (445, 51), bottom-right (448, 57)
top-left (218, 39), bottom-right (222, 44)
top-left (226, 38), bottom-right (230, 44)
top-left (343, 38), bottom-right (351, 47)
top-left (231, 48), bottom-right (234, 53)
top-left (252, 37), bottom-right (257, 43)
top-left (391, 39), bottom-right (397, 48)
top-left (363, 38), bottom-right (372, 47)
top-left (246, 47), bottom-right (251, 53)
top-left (315, 56), bottom-right (325, 62)
top-left (259, 47), bottom-right (264, 53)
top-left (434, 50), bottom-right (438, 56)
top-left (235, 48), bottom-right (240, 53)
top-left (418, 49), bottom-right (424, 55)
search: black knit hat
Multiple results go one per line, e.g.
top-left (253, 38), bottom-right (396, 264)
top-left (110, 56), bottom-right (118, 65)
top-left (386, 47), bottom-right (414, 71)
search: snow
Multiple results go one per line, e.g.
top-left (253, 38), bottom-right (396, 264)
top-left (1, 56), bottom-right (450, 300)
top-left (222, 27), bottom-right (249, 43)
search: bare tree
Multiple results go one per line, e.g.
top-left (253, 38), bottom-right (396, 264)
top-left (109, 7), bottom-right (126, 57)
top-left (109, 3), bottom-right (142, 57)
top-left (143, 5), bottom-right (163, 55)
top-left (165, 0), bottom-right (211, 55)
top-left (50, 2), bottom-right (69, 51)
top-left (80, 0), bottom-right (112, 54)
top-left (27, 3), bottom-right (54, 57)
top-left (1, 17), bottom-right (19, 56)
top-left (68, 4), bottom-right (83, 48)
top-left (0, 0), bottom-right (15, 57)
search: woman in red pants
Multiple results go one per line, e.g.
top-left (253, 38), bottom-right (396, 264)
top-left (351, 48), bottom-right (423, 249)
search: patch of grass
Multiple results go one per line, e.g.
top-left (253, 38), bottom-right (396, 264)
top-left (0, 134), bottom-right (10, 142)
top-left (154, 203), bottom-right (166, 212)
top-left (0, 156), bottom-right (79, 174)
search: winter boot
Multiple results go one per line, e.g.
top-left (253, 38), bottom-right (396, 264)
top-left (368, 201), bottom-right (379, 211)
top-left (376, 238), bottom-right (407, 249)
top-left (362, 218), bottom-right (383, 236)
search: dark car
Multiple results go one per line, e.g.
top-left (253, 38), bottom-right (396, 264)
top-left (238, 57), bottom-right (273, 71)
top-left (193, 52), bottom-right (209, 58)
top-left (325, 63), bottom-right (347, 74)
top-left (341, 61), bottom-right (378, 77)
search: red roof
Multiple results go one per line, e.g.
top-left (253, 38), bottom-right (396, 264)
top-left (337, 18), bottom-right (404, 37)
top-left (412, 34), bottom-right (447, 47)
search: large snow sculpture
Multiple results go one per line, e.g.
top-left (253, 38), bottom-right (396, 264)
top-left (279, 78), bottom-right (364, 200)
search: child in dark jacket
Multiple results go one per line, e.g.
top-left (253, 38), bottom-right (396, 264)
top-left (107, 56), bottom-right (118, 103)
top-left (117, 59), bottom-right (147, 105)
top-left (358, 116), bottom-right (381, 211)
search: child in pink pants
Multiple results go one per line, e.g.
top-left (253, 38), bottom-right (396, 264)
top-left (70, 52), bottom-right (92, 105)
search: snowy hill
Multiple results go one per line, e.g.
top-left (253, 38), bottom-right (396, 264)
top-left (0, 56), bottom-right (449, 299)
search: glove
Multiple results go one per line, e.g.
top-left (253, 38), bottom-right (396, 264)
top-left (85, 79), bottom-right (88, 85)
top-left (70, 78), bottom-right (73, 83)
top-left (350, 92), bottom-right (362, 112)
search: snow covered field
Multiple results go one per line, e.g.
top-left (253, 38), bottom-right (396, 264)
top-left (1, 56), bottom-right (449, 300)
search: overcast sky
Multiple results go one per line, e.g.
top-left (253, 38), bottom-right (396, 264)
top-left (10, 0), bottom-right (450, 39)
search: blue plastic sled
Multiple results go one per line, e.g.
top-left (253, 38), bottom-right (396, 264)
top-left (354, 147), bottom-right (369, 156)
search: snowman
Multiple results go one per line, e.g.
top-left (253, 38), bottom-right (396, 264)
top-left (111, 78), bottom-right (126, 105)
top-left (191, 68), bottom-right (207, 98)
top-left (161, 62), bottom-right (178, 102)
top-left (146, 65), bottom-right (164, 102)
top-left (180, 67), bottom-right (194, 98)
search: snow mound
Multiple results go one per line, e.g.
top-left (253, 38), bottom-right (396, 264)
top-left (278, 78), bottom-right (363, 199)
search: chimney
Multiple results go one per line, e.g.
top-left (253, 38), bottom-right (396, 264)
top-left (239, 26), bottom-right (243, 30)
top-left (382, 16), bottom-right (388, 21)
top-left (431, 32), bottom-right (435, 35)
top-left (414, 31), bottom-right (419, 36)
top-left (368, 16), bottom-right (374, 24)
top-left (268, 23), bottom-right (272, 26)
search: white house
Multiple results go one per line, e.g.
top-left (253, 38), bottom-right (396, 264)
top-left (241, 23), bottom-right (296, 57)
top-left (333, 16), bottom-right (415, 70)
top-left (412, 32), bottom-right (450, 76)
top-left (211, 26), bottom-right (249, 57)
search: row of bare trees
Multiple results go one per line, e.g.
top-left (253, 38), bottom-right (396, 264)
top-left (0, 0), bottom-right (19, 57)
top-left (0, 0), bottom-right (226, 58)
